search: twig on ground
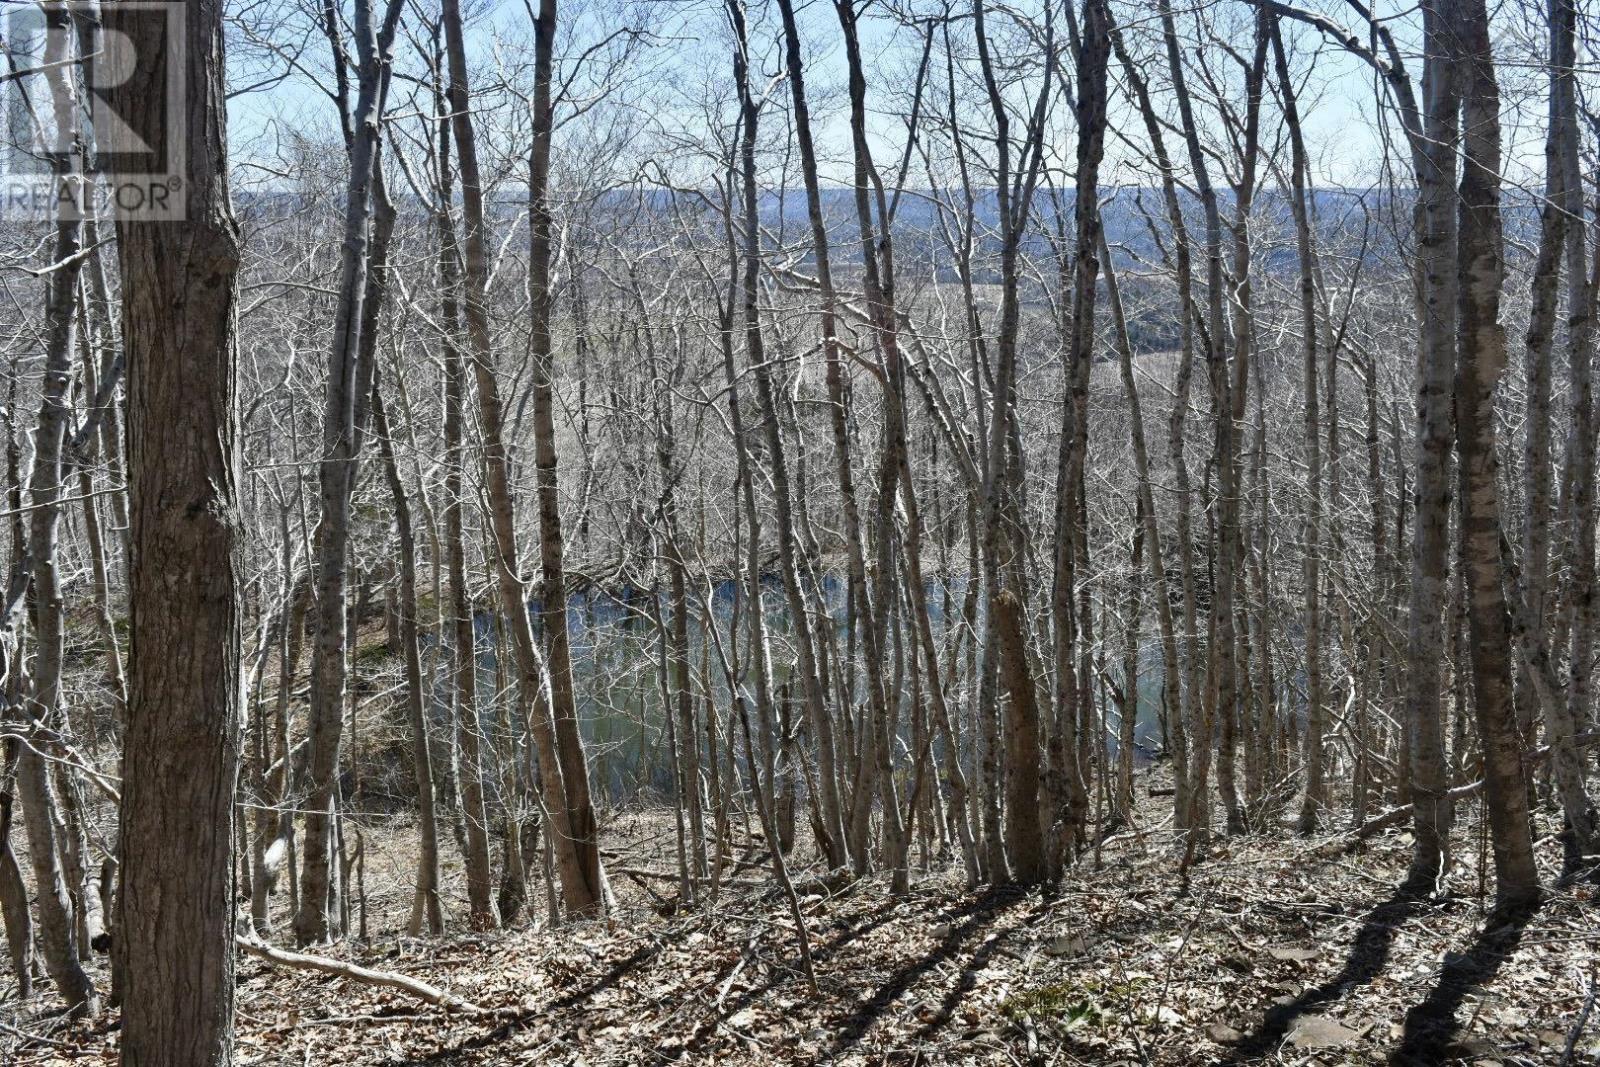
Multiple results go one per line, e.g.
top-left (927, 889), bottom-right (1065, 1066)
top-left (1560, 966), bottom-right (1597, 1067)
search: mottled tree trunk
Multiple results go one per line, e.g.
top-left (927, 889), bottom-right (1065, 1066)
top-left (1451, 0), bottom-right (1540, 909)
top-left (1048, 0), bottom-right (1110, 868)
top-left (0, 786), bottom-right (31, 1000)
top-left (1403, 0), bottom-right (1462, 896)
top-left (995, 590), bottom-right (1043, 882)
top-left (969, 0), bottom-right (1053, 883)
top-left (1547, 0), bottom-right (1600, 866)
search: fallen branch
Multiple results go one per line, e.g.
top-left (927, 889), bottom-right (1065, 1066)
top-left (616, 867), bottom-right (678, 916)
top-left (613, 865), bottom-right (685, 884)
top-left (615, 866), bottom-right (765, 889)
top-left (789, 867), bottom-right (858, 899)
top-left (236, 937), bottom-right (484, 1014)
top-left (274, 1012), bottom-right (433, 1031)
top-left (0, 1017), bottom-right (72, 1049)
top-left (1560, 966), bottom-right (1597, 1067)
top-left (1335, 730), bottom-right (1600, 850)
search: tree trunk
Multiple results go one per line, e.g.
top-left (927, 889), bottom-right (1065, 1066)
top-left (1271, 18), bottom-right (1325, 834)
top-left (1549, 0), bottom-right (1600, 866)
top-left (111, 0), bottom-right (243, 1054)
top-left (1110, 24), bottom-right (1197, 827)
top-left (371, 294), bottom-right (443, 935)
top-left (1048, 0), bottom-right (1110, 868)
top-left (995, 590), bottom-right (1044, 882)
top-left (440, 0), bottom-right (598, 919)
top-left (295, 0), bottom-right (405, 944)
top-left (20, 5), bottom-right (97, 1015)
top-left (1451, 0), bottom-right (1540, 910)
top-left (1159, 0), bottom-right (1231, 851)
top-left (1403, 0), bottom-right (1462, 896)
top-left (773, 0), bottom-right (862, 870)
top-left (0, 786), bottom-right (32, 1000)
top-left (525, 0), bottom-right (604, 911)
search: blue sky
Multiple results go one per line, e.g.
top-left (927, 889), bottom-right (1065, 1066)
top-left (222, 0), bottom-right (1559, 200)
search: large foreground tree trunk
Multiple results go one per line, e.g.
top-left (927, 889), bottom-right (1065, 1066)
top-left (111, 0), bottom-right (245, 1058)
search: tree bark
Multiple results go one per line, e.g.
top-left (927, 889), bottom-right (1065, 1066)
top-left (1450, 0), bottom-right (1540, 910)
top-left (19, 4), bottom-right (97, 1016)
top-left (1549, 0), bottom-right (1600, 866)
top-left (1271, 17), bottom-right (1325, 834)
top-left (111, 0), bottom-right (243, 1054)
top-left (1048, 0), bottom-right (1110, 868)
top-left (370, 237), bottom-right (443, 935)
top-left (526, 0), bottom-right (604, 911)
top-left (1402, 0), bottom-right (1462, 896)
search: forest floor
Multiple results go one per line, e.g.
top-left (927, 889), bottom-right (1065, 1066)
top-left (2, 780), bottom-right (1596, 1066)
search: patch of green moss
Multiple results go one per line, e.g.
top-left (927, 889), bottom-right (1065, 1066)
top-left (1000, 975), bottom-right (1149, 1032)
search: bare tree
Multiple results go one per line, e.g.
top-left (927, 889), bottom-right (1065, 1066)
top-left (440, 0), bottom-right (602, 918)
top-left (296, 0), bottom-right (407, 945)
top-left (1449, 0), bottom-right (1539, 911)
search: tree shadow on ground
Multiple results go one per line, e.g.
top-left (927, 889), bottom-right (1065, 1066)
top-left (826, 885), bottom-right (1030, 1058)
top-left (1388, 899), bottom-right (1537, 1066)
top-left (909, 898), bottom-right (1023, 1039)
top-left (675, 880), bottom-right (927, 1055)
top-left (1223, 891), bottom-right (1423, 1063)
top-left (419, 872), bottom-right (919, 1061)
top-left (409, 937), bottom-right (663, 1063)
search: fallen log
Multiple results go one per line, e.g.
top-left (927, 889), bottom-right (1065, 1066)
top-left (236, 937), bottom-right (484, 1014)
top-left (1336, 730), bottom-right (1600, 850)
top-left (1348, 779), bottom-right (1488, 842)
